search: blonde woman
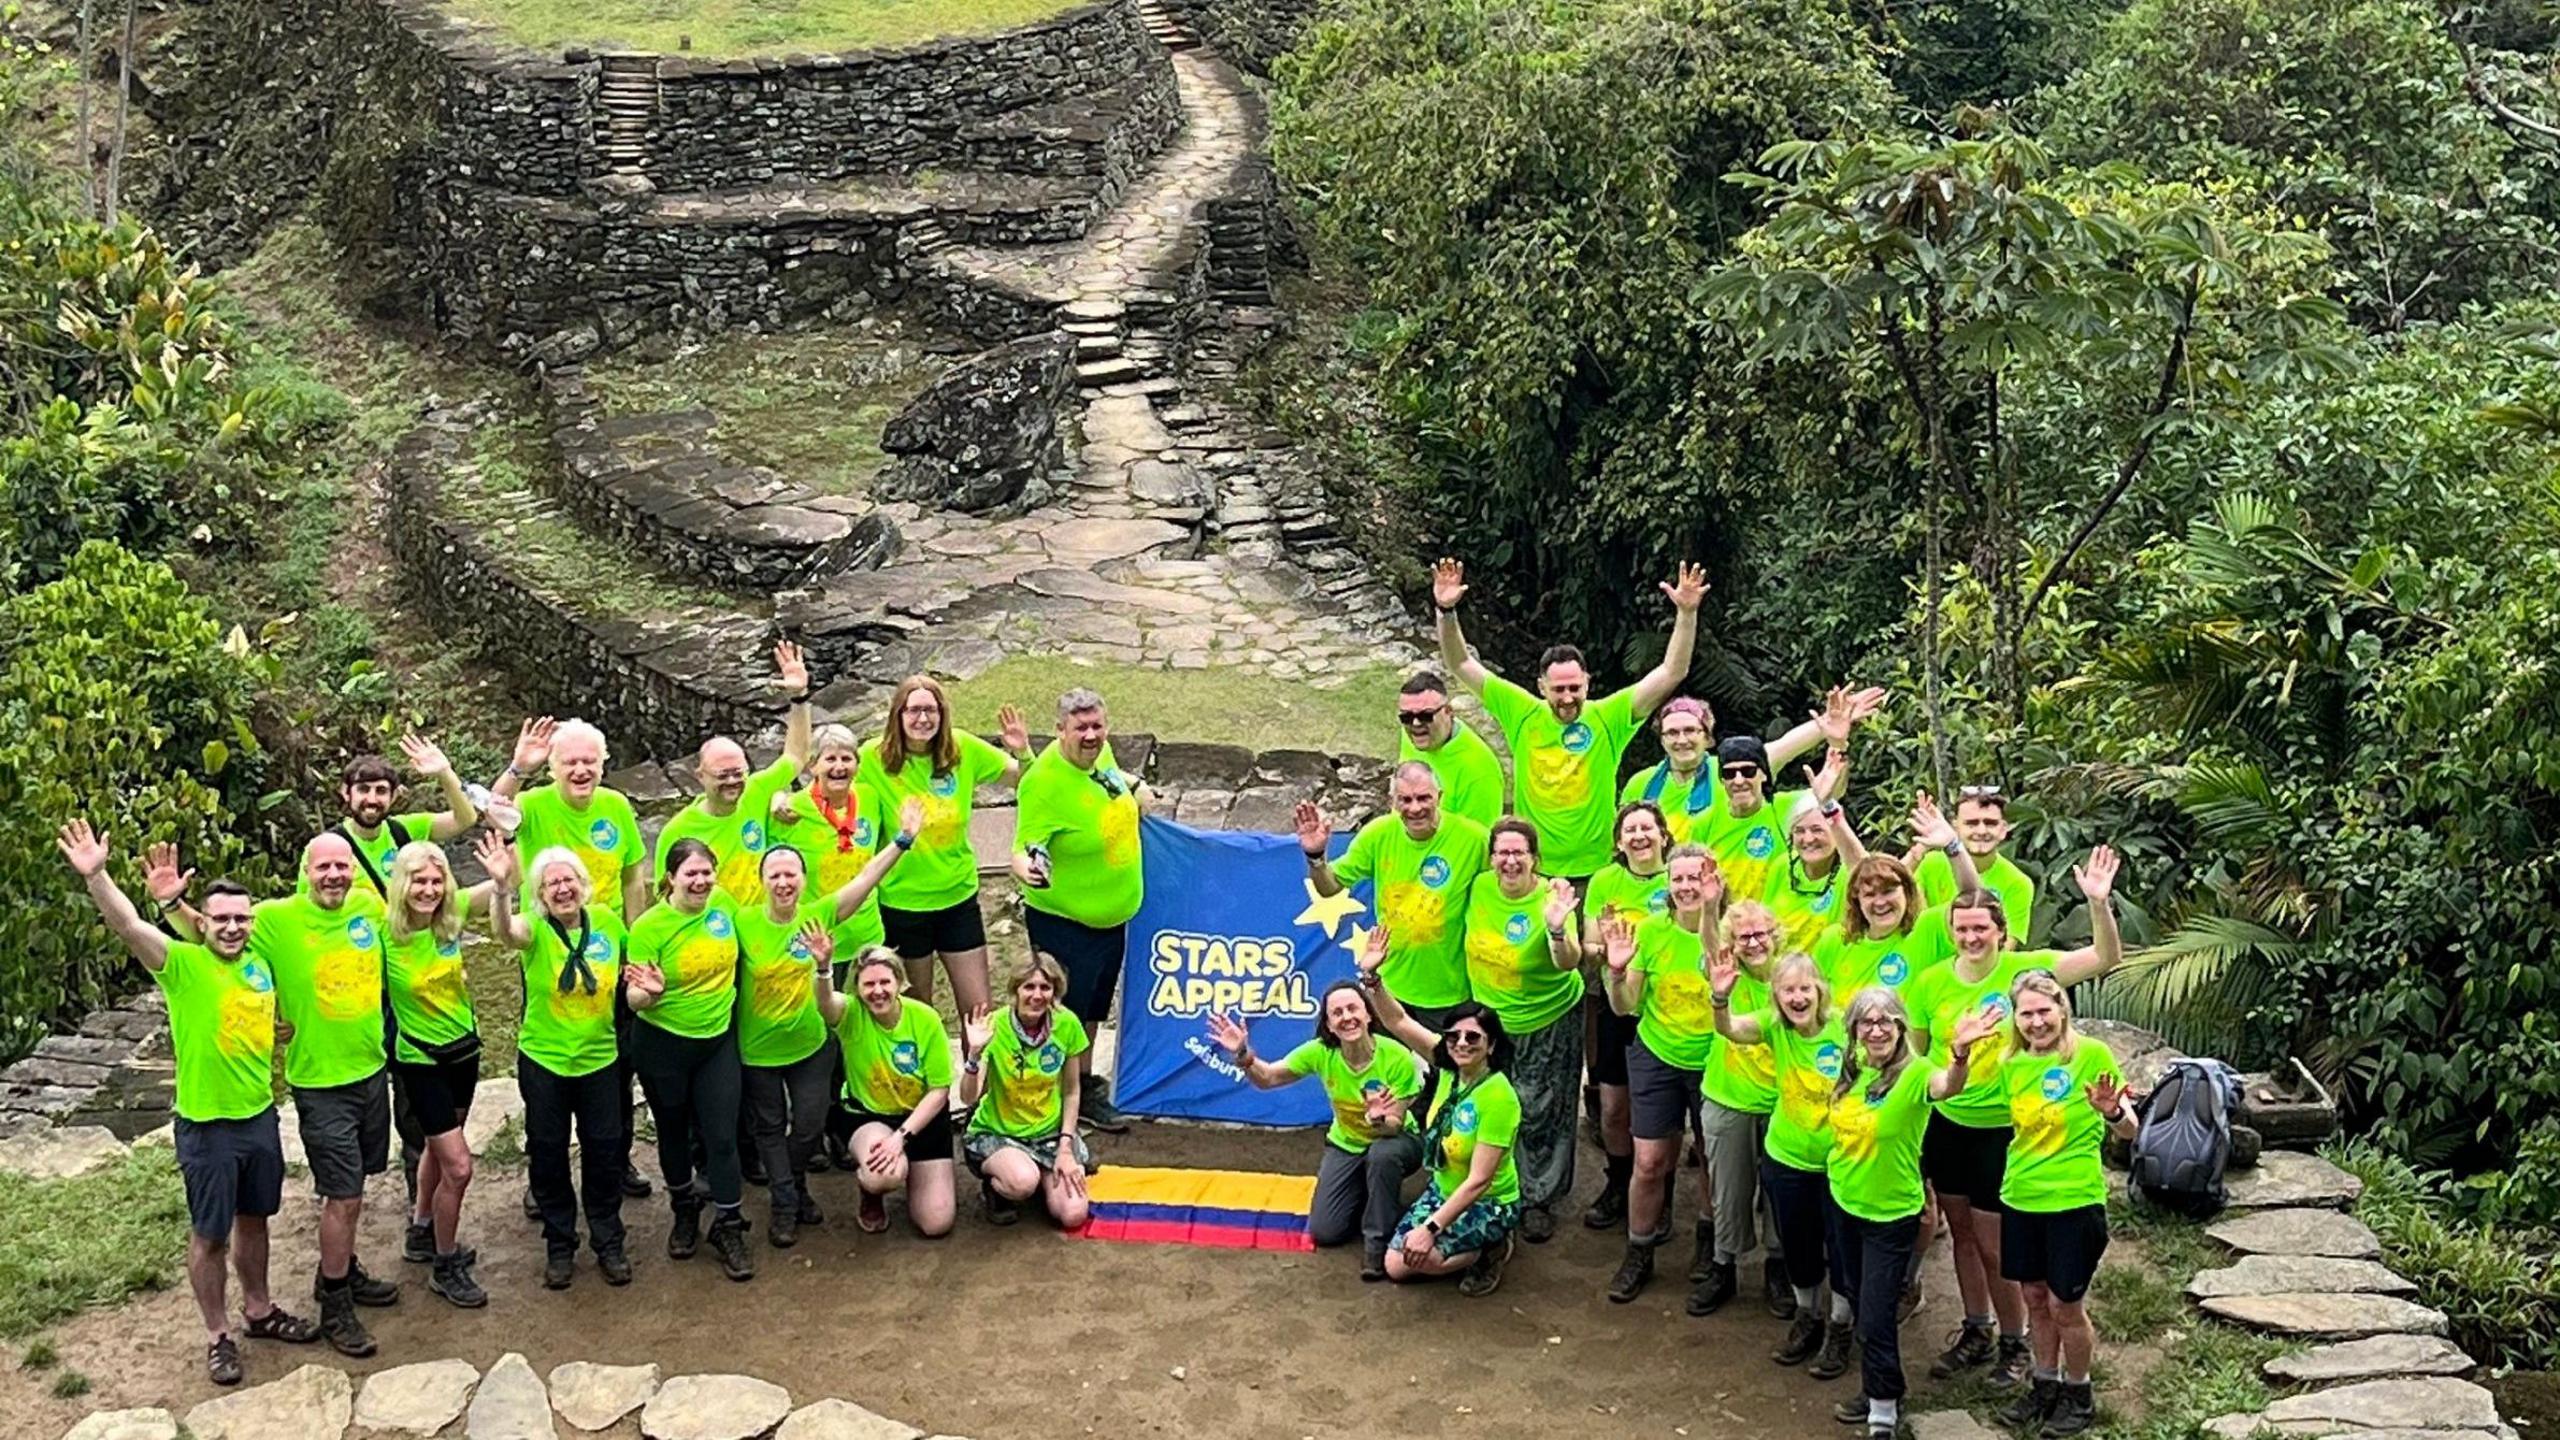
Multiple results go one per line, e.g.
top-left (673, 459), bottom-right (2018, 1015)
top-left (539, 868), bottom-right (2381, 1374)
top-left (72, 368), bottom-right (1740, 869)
top-left (819, 943), bottom-right (960, 1239)
top-left (1712, 950), bottom-right (1852, 1377)
top-left (1995, 969), bottom-right (2136, 1438)
top-left (958, 952), bottom-right (1094, 1229)
top-left (382, 842), bottom-right (493, 1306)
top-left (773, 721), bottom-right (900, 1171)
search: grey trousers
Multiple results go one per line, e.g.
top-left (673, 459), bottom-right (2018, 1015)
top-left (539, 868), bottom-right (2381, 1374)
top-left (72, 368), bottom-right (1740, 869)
top-left (1701, 1095), bottom-right (1783, 1264)
top-left (1511, 1012), bottom-right (1585, 1213)
top-left (1308, 1133), bottom-right (1424, 1249)
top-left (743, 1039), bottom-right (836, 1215)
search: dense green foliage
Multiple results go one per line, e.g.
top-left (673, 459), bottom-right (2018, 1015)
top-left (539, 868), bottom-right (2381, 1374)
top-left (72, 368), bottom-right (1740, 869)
top-left (2340, 1139), bottom-right (2560, 1367)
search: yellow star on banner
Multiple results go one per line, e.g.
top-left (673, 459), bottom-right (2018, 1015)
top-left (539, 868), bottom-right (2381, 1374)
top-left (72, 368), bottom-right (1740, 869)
top-left (1294, 880), bottom-right (1367, 939)
top-left (1342, 922), bottom-right (1377, 963)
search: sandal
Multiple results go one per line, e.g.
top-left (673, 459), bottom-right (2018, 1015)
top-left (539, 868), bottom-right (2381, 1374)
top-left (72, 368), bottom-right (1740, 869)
top-left (208, 1334), bottom-right (244, 1386)
top-left (242, 1304), bottom-right (320, 1344)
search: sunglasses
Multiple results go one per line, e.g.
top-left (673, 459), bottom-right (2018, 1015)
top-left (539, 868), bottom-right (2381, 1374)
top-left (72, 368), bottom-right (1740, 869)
top-left (1960, 784), bottom-right (2004, 799)
top-left (1397, 706), bottom-right (1446, 729)
top-left (1446, 1029), bottom-right (1489, 1047)
top-left (1721, 763), bottom-right (1763, 780)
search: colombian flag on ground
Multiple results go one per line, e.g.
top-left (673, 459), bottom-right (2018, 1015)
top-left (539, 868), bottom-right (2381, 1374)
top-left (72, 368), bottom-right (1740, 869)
top-left (1076, 1166), bottom-right (1315, 1251)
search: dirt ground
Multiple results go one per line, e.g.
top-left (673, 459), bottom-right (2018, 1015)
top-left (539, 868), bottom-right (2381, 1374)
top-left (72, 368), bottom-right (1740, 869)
top-left (10, 1124), bottom-right (1993, 1440)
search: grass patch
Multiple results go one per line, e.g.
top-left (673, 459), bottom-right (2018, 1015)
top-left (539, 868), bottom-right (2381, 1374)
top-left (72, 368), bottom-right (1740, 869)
top-left (945, 655), bottom-right (1409, 757)
top-left (20, 1337), bottom-right (57, 1370)
top-left (0, 1147), bottom-right (189, 1339)
top-left (49, 1369), bottom-right (89, 1399)
top-left (440, 0), bottom-right (1093, 56)
top-left (582, 330), bottom-right (940, 499)
top-left (482, 1116), bottom-right (527, 1168)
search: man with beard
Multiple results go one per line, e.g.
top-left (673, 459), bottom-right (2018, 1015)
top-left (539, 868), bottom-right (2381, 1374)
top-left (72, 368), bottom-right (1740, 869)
top-left (322, 733), bottom-right (481, 898)
top-left (1394, 671), bottom-right (1506, 831)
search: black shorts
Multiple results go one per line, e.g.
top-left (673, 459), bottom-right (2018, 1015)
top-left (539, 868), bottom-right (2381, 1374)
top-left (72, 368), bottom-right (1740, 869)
top-left (1587, 993), bottom-right (1638, 1087)
top-left (840, 1106), bottom-right (957, 1162)
top-left (1625, 1035), bottom-right (1705, 1142)
top-left (392, 1053), bottom-right (482, 1138)
top-left (881, 898), bottom-right (987, 959)
top-left (2001, 1203), bottom-right (2110, 1302)
top-left (175, 1109), bottom-right (286, 1240)
top-left (294, 1071), bottom-right (392, 1200)
top-left (1922, 1112), bottom-right (2009, 1211)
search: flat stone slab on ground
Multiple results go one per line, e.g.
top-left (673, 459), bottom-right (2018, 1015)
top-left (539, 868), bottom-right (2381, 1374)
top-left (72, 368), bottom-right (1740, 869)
top-left (467, 1352), bottom-right (557, 1439)
top-left (2226, 1150), bottom-right (2365, 1210)
top-left (1909, 1412), bottom-right (2003, 1440)
top-left (0, 1124), bottom-right (126, 1179)
top-left (642, 1375), bottom-right (793, 1440)
top-left (355, 1358), bottom-right (482, 1434)
top-left (2189, 1255), bottom-right (2418, 1299)
top-left (2209, 1207), bottom-right (2384, 1258)
top-left (184, 1363), bottom-right (353, 1440)
top-left (61, 1410), bottom-right (177, 1440)
top-left (775, 1398), bottom-right (923, 1440)
top-left (550, 1361), bottom-right (661, 1431)
top-left (464, 1076), bottom-right (525, 1152)
top-left (2266, 1334), bottom-right (2476, 1384)
top-left (2261, 1376), bottom-right (2504, 1432)
top-left (2203, 1416), bottom-right (2326, 1439)
top-left (2200, 1292), bottom-right (2449, 1338)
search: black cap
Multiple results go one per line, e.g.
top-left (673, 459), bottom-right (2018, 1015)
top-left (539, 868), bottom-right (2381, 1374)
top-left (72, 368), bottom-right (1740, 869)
top-left (1716, 735), bottom-right (1771, 772)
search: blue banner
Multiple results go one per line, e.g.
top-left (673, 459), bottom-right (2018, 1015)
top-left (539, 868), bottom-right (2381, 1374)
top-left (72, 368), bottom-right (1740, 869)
top-left (1113, 816), bottom-right (1373, 1127)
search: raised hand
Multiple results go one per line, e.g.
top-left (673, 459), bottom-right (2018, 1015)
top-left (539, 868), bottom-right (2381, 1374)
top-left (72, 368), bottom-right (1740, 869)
top-left (1805, 749), bottom-right (1846, 801)
top-left (1355, 924), bottom-right (1391, 975)
top-left (1660, 562), bottom-right (1709, 613)
top-left (399, 731), bottom-right (450, 779)
top-left (774, 640), bottom-right (810, 695)
top-left (1293, 800), bottom-right (1328, 858)
top-left (2074, 844), bottom-right (2120, 903)
top-left (1911, 791), bottom-right (1957, 850)
top-left (1816, 685), bottom-right (1887, 745)
top-left (898, 797), bottom-right (926, 838)
top-left (511, 716), bottom-right (556, 774)
top-left (1602, 913), bottom-right (1637, 974)
top-left (143, 842), bottom-right (194, 904)
top-left (473, 830), bottom-right (517, 885)
top-left (2087, 1073), bottom-right (2129, 1120)
top-left (56, 820), bottom-right (109, 877)
top-left (1543, 877), bottom-right (1578, 934)
top-left (961, 1004), bottom-right (995, 1059)
top-left (1951, 1002), bottom-right (2004, 1054)
top-left (1709, 944), bottom-right (1738, 1002)
top-left (1431, 557), bottom-right (1468, 611)
top-left (768, 790), bottom-right (799, 827)
top-left (1699, 856), bottom-right (1726, 907)
top-left (997, 703), bottom-right (1030, 758)
top-left (798, 921), bottom-right (834, 973)
top-left (623, 962), bottom-right (665, 1004)
top-left (1205, 1009), bottom-right (1250, 1056)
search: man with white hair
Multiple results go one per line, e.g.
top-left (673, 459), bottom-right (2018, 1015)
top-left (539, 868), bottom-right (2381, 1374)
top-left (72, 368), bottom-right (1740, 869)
top-left (1296, 762), bottom-right (1488, 1029)
top-left (496, 715), bottom-right (650, 924)
top-left (658, 642), bottom-right (815, 906)
top-left (1011, 687), bottom-right (1147, 1131)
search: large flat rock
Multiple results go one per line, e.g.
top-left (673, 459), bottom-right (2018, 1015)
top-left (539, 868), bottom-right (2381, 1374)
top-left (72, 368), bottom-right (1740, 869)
top-left (2189, 1255), bottom-right (2418, 1299)
top-left (184, 1364), bottom-right (352, 1440)
top-left (1909, 1413), bottom-right (2004, 1440)
top-left (775, 1398), bottom-right (924, 1440)
top-left (0, 1125), bottom-right (126, 1179)
top-left (467, 1352), bottom-right (557, 1439)
top-left (642, 1375), bottom-right (792, 1440)
top-left (464, 1076), bottom-right (526, 1152)
top-left (2209, 1208), bottom-right (2383, 1258)
top-left (356, 1358), bottom-right (482, 1435)
top-left (2266, 1335), bottom-right (2475, 1384)
top-left (2200, 1292), bottom-right (2449, 1339)
top-left (2260, 1376), bottom-right (2503, 1432)
top-left (2227, 1150), bottom-right (2365, 1210)
top-left (550, 1361), bottom-right (661, 1431)
top-left (61, 1411), bottom-right (177, 1440)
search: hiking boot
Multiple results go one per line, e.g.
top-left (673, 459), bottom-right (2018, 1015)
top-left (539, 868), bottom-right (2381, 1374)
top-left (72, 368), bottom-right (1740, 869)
top-left (1773, 1311), bottom-right (1824, 1366)
top-left (1361, 1242), bottom-right (1389, 1282)
top-left (1456, 1236), bottom-right (1514, 1298)
top-left (1835, 1396), bottom-right (1872, 1425)
top-left (596, 1241), bottom-right (633, 1287)
top-left (1582, 1176), bottom-right (1628, 1230)
top-left (620, 1165), bottom-right (653, 1199)
top-left (709, 1211), bottom-right (755, 1282)
top-left (824, 1133), bottom-right (854, 1172)
top-left (983, 1180), bottom-right (1020, 1226)
top-left (1081, 1075), bottom-right (1131, 1135)
top-left (522, 1185), bottom-right (541, 1221)
top-left (796, 1189), bottom-right (823, 1226)
top-left (770, 1200), bottom-right (800, 1250)
top-left (1687, 1218), bottom-right (1717, 1283)
top-left (1931, 1322), bottom-right (1995, 1379)
top-left (207, 1334), bottom-right (244, 1386)
top-left (667, 1184), bottom-right (705, 1260)
top-left (1987, 1334), bottom-right (2033, 1390)
top-left (805, 1147), bottom-right (833, 1174)
top-left (1997, 1377), bottom-right (2057, 1432)
top-left (430, 1250), bottom-right (488, 1309)
top-left (1766, 1256), bottom-right (1796, 1318)
top-left (543, 1248), bottom-right (575, 1290)
top-left (346, 1259), bottom-right (400, 1308)
top-left (317, 1284), bottom-right (376, 1358)
top-left (403, 1219), bottom-right (434, 1264)
top-left (1520, 1205), bottom-right (1557, 1244)
top-left (2041, 1382), bottom-right (2096, 1437)
top-left (241, 1304), bottom-right (318, 1344)
top-left (1686, 1259), bottom-right (1737, 1316)
top-left (1606, 1240), bottom-right (1655, 1303)
top-left (1808, 1321), bottom-right (1857, 1381)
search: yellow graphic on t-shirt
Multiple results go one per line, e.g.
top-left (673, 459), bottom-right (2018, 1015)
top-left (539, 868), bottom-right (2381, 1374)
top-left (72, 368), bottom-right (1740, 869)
top-left (862, 1056), bottom-right (926, 1111)
top-left (568, 841), bottom-right (624, 904)
top-left (1100, 793), bottom-right (1140, 868)
top-left (1466, 928), bottom-right (1528, 995)
top-left (1651, 969), bottom-right (1717, 1035)
top-left (751, 960), bottom-right (811, 1022)
top-left (217, 984), bottom-right (275, 1059)
top-left (715, 850), bottom-right (766, 906)
top-left (671, 933), bottom-right (736, 1002)
top-left (992, 1068), bottom-right (1056, 1128)
top-left (1779, 1051), bottom-right (1839, 1133)
top-left (920, 791), bottom-right (965, 851)
top-left (412, 953), bottom-right (468, 1021)
top-left (1525, 745), bottom-right (1594, 812)
top-left (2013, 1067), bottom-right (2074, 1157)
top-left (1829, 1090), bottom-right (1881, 1163)
top-left (313, 947), bottom-right (382, 1022)
top-left (549, 984), bottom-right (613, 1028)
top-left (815, 840), bottom-right (874, 896)
top-left (1379, 880), bottom-right (1451, 949)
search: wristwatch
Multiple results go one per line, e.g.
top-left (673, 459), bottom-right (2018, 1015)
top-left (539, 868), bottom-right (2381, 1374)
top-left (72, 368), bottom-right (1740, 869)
top-left (962, 1057), bottom-right (982, 1075)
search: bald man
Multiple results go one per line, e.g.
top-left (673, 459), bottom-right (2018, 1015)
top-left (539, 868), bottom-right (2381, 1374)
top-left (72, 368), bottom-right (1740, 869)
top-left (658, 642), bottom-right (815, 907)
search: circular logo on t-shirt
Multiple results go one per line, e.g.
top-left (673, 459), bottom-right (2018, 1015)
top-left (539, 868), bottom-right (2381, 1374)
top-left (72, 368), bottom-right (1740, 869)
top-left (2041, 1066), bottom-right (2073, 1102)
top-left (1647, 890), bottom-right (1671, 915)
top-left (1037, 1042), bottom-right (1065, 1073)
top-left (345, 916), bottom-right (377, 950)
top-left (1453, 1100), bottom-right (1480, 1133)
top-left (1746, 827), bottom-right (1776, 859)
top-left (1879, 952), bottom-right (1909, 985)
top-left (437, 937), bottom-right (462, 959)
top-left (741, 820), bottom-right (766, 852)
top-left (1814, 1042), bottom-right (1845, 1079)
top-left (854, 818), bottom-right (876, 847)
top-left (786, 933), bottom-right (814, 962)
top-left (1359, 1078), bottom-right (1389, 1101)
top-left (1979, 991), bottom-right (2011, 1018)
top-left (705, 911), bottom-right (734, 940)
top-left (583, 934), bottom-right (615, 964)
top-left (930, 773), bottom-right (959, 798)
top-left (891, 1040), bottom-right (922, 1076)
top-left (1504, 912), bottom-right (1533, 944)
top-left (241, 961), bottom-right (275, 993)
top-left (1814, 890), bottom-right (1837, 914)
top-left (588, 818), bottom-right (622, 851)
top-left (1560, 723), bottom-right (1594, 755)
top-left (1419, 856), bottom-right (1453, 889)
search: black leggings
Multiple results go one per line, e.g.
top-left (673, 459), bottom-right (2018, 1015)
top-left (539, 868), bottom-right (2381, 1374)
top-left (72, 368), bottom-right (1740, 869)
top-left (1759, 1156), bottom-right (1837, 1294)
top-left (744, 1040), bottom-right (836, 1213)
top-left (629, 1022), bottom-right (745, 1207)
top-left (1833, 1206), bottom-right (1923, 1400)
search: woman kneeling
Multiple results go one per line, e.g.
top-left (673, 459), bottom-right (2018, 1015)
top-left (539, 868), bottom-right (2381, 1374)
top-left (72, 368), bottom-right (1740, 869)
top-left (819, 944), bottom-right (958, 1238)
top-left (957, 952), bottom-right (1095, 1229)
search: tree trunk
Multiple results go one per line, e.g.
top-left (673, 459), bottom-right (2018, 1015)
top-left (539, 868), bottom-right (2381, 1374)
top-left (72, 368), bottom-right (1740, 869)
top-left (75, 0), bottom-right (98, 217)
top-left (103, 0), bottom-right (138, 224)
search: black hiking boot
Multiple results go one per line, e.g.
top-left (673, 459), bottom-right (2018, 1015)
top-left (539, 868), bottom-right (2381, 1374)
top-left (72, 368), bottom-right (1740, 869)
top-left (2041, 1381), bottom-right (2096, 1437)
top-left (1582, 1175), bottom-right (1629, 1230)
top-left (346, 1259), bottom-right (400, 1308)
top-left (403, 1219), bottom-right (434, 1264)
top-left (1932, 1322), bottom-right (1995, 1379)
top-left (596, 1240), bottom-right (633, 1287)
top-left (1520, 1205), bottom-right (1557, 1244)
top-left (1997, 1377), bottom-right (2057, 1433)
top-left (1361, 1242), bottom-right (1389, 1282)
top-left (667, 1183), bottom-right (705, 1260)
top-left (1686, 1259), bottom-right (1737, 1316)
top-left (1456, 1235), bottom-right (1514, 1298)
top-left (429, 1249), bottom-right (488, 1308)
top-left (1606, 1240), bottom-right (1655, 1303)
top-left (317, 1284), bottom-right (375, 1358)
top-left (709, 1210), bottom-right (755, 1281)
top-left (1081, 1074), bottom-right (1131, 1135)
top-left (769, 1198), bottom-right (800, 1250)
top-left (1808, 1320), bottom-right (1857, 1381)
top-left (522, 1185), bottom-right (541, 1221)
top-left (796, 1189), bottom-right (823, 1226)
top-left (982, 1179), bottom-right (1020, 1226)
top-left (543, 1248), bottom-right (575, 1291)
top-left (621, 1165), bottom-right (653, 1199)
top-left (1687, 1218), bottom-right (1716, 1283)
top-left (1987, 1334), bottom-right (2033, 1391)
top-left (1773, 1311), bottom-right (1824, 1366)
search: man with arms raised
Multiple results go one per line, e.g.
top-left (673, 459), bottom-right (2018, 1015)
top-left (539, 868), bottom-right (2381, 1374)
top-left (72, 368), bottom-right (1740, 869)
top-left (1394, 671), bottom-right (1506, 831)
top-left (659, 643), bottom-right (815, 907)
top-left (1012, 687), bottom-right (1148, 1131)
top-left (325, 733), bottom-right (481, 894)
top-left (61, 823), bottom-right (320, 1386)
top-left (1296, 763), bottom-right (1488, 1028)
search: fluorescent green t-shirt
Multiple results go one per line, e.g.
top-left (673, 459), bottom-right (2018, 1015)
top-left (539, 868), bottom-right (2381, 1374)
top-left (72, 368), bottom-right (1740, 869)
top-left (1284, 1036), bottom-right (1424, 1154)
top-left (1827, 1059), bottom-right (1941, 1223)
top-left (1693, 790), bottom-right (1807, 909)
top-left (517, 906), bottom-right (624, 1078)
top-left (774, 785), bottom-right (893, 956)
top-left (1334, 814), bottom-right (1487, 1009)
top-left (302, 811), bottom-right (439, 900)
top-left (1768, 860), bottom-right (1849, 957)
top-left (1399, 722), bottom-right (1508, 832)
top-left (383, 922), bottom-right (476, 1065)
top-left (1585, 862), bottom-right (1670, 930)
top-left (1619, 761), bottom-right (1723, 846)
top-left (838, 996), bottom-right (954, 1116)
top-left (1816, 908), bottom-right (1954, 1003)
top-left (1462, 873), bottom-right (1583, 1033)
top-left (1015, 741), bottom-right (1145, 929)
top-left (251, 890), bottom-right (388, 1091)
top-left (1701, 967), bottom-right (1779, 1112)
top-left (1918, 849), bottom-right (2036, 942)
top-left (1906, 949), bottom-right (2061, 1128)
top-left (862, 731), bottom-right (1009, 912)
top-left (1422, 1068), bottom-right (1522, 1206)
top-left (733, 906), bottom-right (827, 1068)
top-left (513, 785), bottom-right (645, 914)
top-left (971, 1007), bottom-right (1090, 1140)
top-left (629, 898), bottom-right (742, 1039)
top-left (1477, 676), bottom-right (1639, 877)
top-left (1749, 1007), bottom-right (1848, 1172)
top-left (2001, 1040), bottom-right (2122, 1213)
top-left (156, 942), bottom-right (278, 1122)
top-left (659, 758), bottom-right (801, 907)
top-left (1628, 916), bottom-right (1718, 1070)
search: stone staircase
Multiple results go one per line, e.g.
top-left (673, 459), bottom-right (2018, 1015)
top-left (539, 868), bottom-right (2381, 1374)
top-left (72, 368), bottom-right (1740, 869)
top-left (1137, 0), bottom-right (1199, 51)
top-left (596, 53), bottom-right (656, 176)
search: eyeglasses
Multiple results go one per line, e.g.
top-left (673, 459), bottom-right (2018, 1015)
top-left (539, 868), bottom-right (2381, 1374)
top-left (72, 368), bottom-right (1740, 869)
top-left (1396, 706), bottom-right (1446, 729)
top-left (1721, 763), bottom-right (1763, 780)
top-left (900, 702), bottom-right (942, 716)
top-left (1729, 929), bottom-right (1778, 945)
top-left (1446, 1029), bottom-right (1488, 1047)
top-left (1855, 1016), bottom-right (1902, 1032)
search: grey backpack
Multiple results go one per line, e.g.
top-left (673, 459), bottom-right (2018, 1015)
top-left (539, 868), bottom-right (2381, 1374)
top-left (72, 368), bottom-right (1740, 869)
top-left (2129, 1058), bottom-right (2243, 1218)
